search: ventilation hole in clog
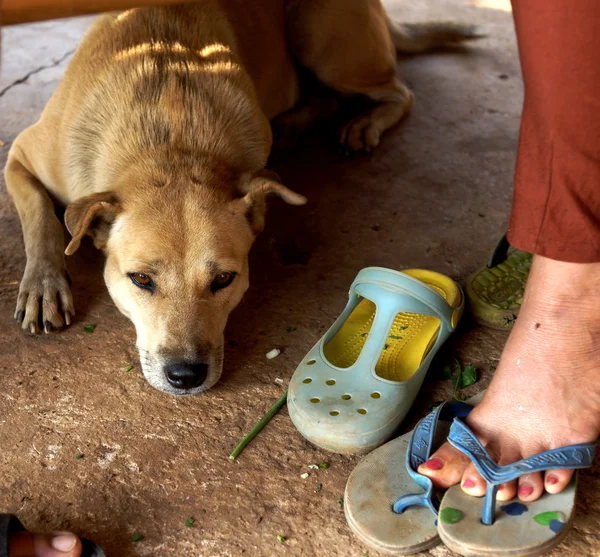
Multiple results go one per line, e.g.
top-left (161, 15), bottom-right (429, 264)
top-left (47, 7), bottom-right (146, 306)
top-left (357, 408), bottom-right (367, 415)
top-left (341, 394), bottom-right (352, 400)
top-left (302, 378), bottom-right (312, 384)
top-left (310, 398), bottom-right (320, 403)
top-left (330, 411), bottom-right (339, 416)
top-left (307, 359), bottom-right (316, 366)
top-left (370, 392), bottom-right (381, 399)
top-left (325, 380), bottom-right (336, 386)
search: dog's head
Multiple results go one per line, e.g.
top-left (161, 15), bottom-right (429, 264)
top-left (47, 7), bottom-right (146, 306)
top-left (64, 169), bottom-right (305, 395)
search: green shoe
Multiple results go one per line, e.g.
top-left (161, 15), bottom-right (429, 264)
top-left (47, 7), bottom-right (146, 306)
top-left (466, 235), bottom-right (532, 330)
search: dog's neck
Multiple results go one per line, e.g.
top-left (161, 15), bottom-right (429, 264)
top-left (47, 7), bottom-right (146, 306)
top-left (68, 22), bottom-right (273, 195)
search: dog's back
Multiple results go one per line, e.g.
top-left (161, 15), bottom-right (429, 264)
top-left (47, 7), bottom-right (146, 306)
top-left (16, 1), bottom-right (298, 202)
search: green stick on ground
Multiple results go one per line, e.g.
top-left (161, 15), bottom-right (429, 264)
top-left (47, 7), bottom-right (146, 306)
top-left (229, 390), bottom-right (288, 460)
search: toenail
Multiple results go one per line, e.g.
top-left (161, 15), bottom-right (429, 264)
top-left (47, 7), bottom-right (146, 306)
top-left (423, 457), bottom-right (444, 470)
top-left (519, 484), bottom-right (534, 497)
top-left (51, 532), bottom-right (77, 552)
top-left (547, 475), bottom-right (559, 485)
top-left (462, 479), bottom-right (476, 489)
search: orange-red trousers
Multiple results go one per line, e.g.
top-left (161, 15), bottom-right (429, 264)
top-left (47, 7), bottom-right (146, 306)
top-left (508, 0), bottom-right (600, 262)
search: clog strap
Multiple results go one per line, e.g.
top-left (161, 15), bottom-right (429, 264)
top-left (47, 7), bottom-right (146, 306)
top-left (349, 268), bottom-right (458, 370)
top-left (392, 401), bottom-right (472, 516)
top-left (351, 267), bottom-right (456, 330)
top-left (448, 419), bottom-right (597, 525)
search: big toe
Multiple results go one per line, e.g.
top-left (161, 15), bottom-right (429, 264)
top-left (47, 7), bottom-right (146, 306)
top-left (417, 442), bottom-right (471, 489)
top-left (9, 531), bottom-right (82, 557)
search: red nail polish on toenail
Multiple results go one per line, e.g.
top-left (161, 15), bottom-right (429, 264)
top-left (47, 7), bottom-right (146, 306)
top-left (462, 479), bottom-right (476, 489)
top-left (423, 457), bottom-right (444, 470)
top-left (519, 485), bottom-right (534, 497)
top-left (547, 476), bottom-right (559, 485)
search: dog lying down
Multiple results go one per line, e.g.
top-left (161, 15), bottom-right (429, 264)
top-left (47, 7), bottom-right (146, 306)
top-left (5, 0), bottom-right (481, 395)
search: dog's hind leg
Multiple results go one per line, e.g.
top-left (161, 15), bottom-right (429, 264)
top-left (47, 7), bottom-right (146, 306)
top-left (271, 76), bottom-right (339, 150)
top-left (5, 143), bottom-right (74, 334)
top-left (286, 0), bottom-right (481, 153)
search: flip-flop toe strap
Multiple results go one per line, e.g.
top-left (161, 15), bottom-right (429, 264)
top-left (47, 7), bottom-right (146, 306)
top-left (393, 401), bottom-right (472, 515)
top-left (447, 419), bottom-right (597, 525)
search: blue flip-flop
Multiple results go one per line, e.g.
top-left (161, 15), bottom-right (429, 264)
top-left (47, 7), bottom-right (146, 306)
top-left (344, 394), bottom-right (482, 555)
top-left (0, 514), bottom-right (105, 557)
top-left (437, 420), bottom-right (597, 557)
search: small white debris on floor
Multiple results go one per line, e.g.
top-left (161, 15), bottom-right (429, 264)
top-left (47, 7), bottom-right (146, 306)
top-left (308, 464), bottom-right (319, 470)
top-left (300, 472), bottom-right (309, 479)
top-left (516, 359), bottom-right (521, 366)
top-left (266, 348), bottom-right (281, 360)
top-left (274, 377), bottom-right (284, 385)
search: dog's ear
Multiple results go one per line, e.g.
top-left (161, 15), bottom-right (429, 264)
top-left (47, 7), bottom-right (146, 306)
top-left (237, 170), bottom-right (307, 234)
top-left (64, 192), bottom-right (121, 255)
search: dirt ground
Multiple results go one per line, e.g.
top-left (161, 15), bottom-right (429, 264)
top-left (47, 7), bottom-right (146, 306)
top-left (0, 1), bottom-right (598, 556)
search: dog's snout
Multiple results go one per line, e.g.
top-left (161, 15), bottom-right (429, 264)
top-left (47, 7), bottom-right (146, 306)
top-left (165, 362), bottom-right (208, 390)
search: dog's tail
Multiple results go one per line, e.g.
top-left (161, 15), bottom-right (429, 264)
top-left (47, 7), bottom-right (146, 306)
top-left (387, 17), bottom-right (485, 53)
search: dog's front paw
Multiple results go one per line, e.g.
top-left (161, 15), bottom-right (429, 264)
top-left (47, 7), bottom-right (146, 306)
top-left (15, 261), bottom-right (74, 334)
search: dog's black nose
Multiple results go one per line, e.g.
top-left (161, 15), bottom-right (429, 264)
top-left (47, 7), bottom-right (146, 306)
top-left (165, 362), bottom-right (208, 390)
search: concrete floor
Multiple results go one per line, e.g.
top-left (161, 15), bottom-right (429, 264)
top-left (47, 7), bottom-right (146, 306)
top-left (0, 1), bottom-right (598, 556)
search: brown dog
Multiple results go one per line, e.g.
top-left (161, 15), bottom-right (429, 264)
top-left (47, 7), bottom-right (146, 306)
top-left (5, 0), bottom-right (480, 395)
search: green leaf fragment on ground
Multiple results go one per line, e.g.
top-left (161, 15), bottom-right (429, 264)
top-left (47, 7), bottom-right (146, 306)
top-left (131, 534), bottom-right (143, 543)
top-left (315, 483), bottom-right (322, 492)
top-left (458, 365), bottom-right (477, 388)
top-left (439, 507), bottom-right (464, 524)
top-left (533, 511), bottom-right (563, 526)
top-left (186, 516), bottom-right (194, 527)
top-left (29, 370), bottom-right (35, 376)
top-left (399, 325), bottom-right (408, 330)
top-left (75, 454), bottom-right (84, 459)
top-left (83, 324), bottom-right (96, 334)
top-left (384, 344), bottom-right (389, 350)
top-left (338, 497), bottom-right (344, 506)
top-left (388, 335), bottom-right (401, 340)
top-left (277, 535), bottom-right (286, 543)
top-left (124, 365), bottom-right (133, 372)
top-left (319, 462), bottom-right (329, 469)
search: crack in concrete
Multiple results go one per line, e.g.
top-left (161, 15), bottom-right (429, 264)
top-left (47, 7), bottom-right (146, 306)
top-left (0, 48), bottom-right (75, 98)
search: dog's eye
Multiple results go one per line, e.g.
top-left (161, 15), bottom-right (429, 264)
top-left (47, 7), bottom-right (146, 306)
top-left (211, 271), bottom-right (236, 293)
top-left (128, 272), bottom-right (154, 291)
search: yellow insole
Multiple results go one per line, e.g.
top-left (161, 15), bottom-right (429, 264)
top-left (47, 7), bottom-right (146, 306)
top-left (323, 269), bottom-right (461, 382)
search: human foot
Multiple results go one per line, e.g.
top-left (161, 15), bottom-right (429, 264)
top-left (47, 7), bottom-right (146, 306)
top-left (418, 255), bottom-right (600, 503)
top-left (8, 531), bottom-right (82, 557)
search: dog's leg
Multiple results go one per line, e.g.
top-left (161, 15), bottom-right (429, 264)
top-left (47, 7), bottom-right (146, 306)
top-left (337, 78), bottom-right (414, 154)
top-left (271, 91), bottom-right (339, 150)
top-left (286, 0), bottom-right (480, 153)
top-left (5, 149), bottom-right (74, 334)
top-left (287, 0), bottom-right (411, 154)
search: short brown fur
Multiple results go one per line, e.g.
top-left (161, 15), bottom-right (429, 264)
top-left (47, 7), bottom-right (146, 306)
top-left (5, 0), bottom-right (480, 394)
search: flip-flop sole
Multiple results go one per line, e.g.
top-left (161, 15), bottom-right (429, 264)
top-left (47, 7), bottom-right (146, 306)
top-left (344, 431), bottom-right (440, 555)
top-left (345, 392), bottom-right (486, 555)
top-left (438, 478), bottom-right (577, 557)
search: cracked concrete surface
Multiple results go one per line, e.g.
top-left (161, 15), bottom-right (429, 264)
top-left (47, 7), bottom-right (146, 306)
top-left (0, 47), bottom-right (75, 97)
top-left (0, 1), bottom-right (598, 556)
